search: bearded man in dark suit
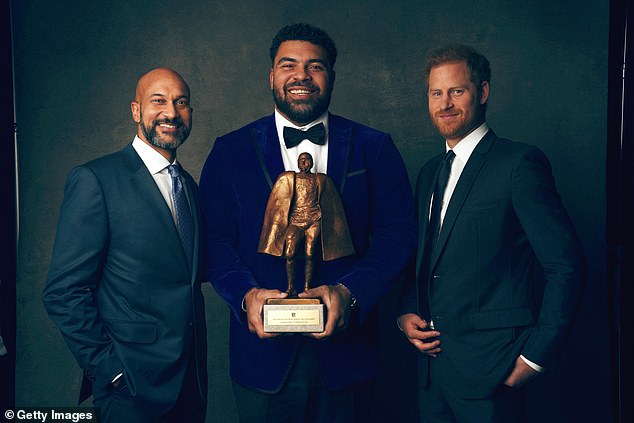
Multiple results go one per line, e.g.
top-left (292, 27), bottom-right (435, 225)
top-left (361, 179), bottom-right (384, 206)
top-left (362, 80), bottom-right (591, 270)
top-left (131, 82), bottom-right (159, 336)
top-left (43, 68), bottom-right (207, 423)
top-left (398, 44), bottom-right (585, 423)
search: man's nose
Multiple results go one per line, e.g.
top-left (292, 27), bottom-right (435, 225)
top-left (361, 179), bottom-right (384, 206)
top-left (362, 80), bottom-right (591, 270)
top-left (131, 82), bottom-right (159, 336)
top-left (161, 102), bottom-right (177, 118)
top-left (293, 66), bottom-right (311, 81)
top-left (439, 93), bottom-right (453, 110)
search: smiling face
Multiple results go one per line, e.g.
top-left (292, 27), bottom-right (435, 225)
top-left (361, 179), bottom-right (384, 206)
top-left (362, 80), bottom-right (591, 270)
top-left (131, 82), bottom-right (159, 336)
top-left (427, 61), bottom-right (488, 148)
top-left (131, 68), bottom-right (192, 160)
top-left (270, 40), bottom-right (334, 126)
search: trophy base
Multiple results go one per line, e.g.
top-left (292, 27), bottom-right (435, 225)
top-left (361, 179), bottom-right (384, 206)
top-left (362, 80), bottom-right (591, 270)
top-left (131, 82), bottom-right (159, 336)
top-left (263, 298), bottom-right (324, 333)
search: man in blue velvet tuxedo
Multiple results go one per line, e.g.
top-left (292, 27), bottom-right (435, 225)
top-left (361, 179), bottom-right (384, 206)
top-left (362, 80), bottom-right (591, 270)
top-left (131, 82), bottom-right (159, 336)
top-left (43, 68), bottom-right (207, 422)
top-left (199, 23), bottom-right (416, 422)
top-left (397, 45), bottom-right (585, 422)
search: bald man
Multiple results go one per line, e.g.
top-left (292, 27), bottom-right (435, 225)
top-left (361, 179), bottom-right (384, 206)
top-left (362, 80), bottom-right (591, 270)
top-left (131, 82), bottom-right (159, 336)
top-left (43, 68), bottom-right (207, 422)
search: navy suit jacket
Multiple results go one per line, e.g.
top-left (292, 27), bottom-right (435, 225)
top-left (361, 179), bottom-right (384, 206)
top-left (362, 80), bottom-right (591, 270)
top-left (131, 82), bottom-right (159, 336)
top-left (42, 143), bottom-right (207, 413)
top-left (199, 114), bottom-right (416, 392)
top-left (399, 130), bottom-right (585, 398)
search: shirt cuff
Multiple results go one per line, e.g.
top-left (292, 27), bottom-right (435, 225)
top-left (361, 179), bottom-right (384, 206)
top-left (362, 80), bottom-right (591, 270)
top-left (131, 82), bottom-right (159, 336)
top-left (520, 355), bottom-right (543, 372)
top-left (337, 283), bottom-right (357, 309)
top-left (111, 372), bottom-right (123, 384)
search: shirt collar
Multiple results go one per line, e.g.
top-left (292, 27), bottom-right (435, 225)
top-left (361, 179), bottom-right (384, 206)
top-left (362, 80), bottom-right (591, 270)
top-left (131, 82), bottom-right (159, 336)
top-left (132, 135), bottom-right (176, 174)
top-left (274, 109), bottom-right (329, 134)
top-left (447, 122), bottom-right (489, 161)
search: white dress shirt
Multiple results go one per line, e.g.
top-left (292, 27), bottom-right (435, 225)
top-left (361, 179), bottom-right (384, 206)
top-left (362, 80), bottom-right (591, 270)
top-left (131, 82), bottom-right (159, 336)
top-left (439, 122), bottom-right (489, 225)
top-left (132, 135), bottom-right (181, 222)
top-left (274, 110), bottom-right (329, 174)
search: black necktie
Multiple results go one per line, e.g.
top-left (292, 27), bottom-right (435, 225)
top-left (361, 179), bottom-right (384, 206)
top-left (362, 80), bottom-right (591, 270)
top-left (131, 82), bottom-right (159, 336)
top-left (419, 150), bottom-right (455, 319)
top-left (168, 164), bottom-right (194, 266)
top-left (427, 150), bottom-right (455, 244)
top-left (283, 123), bottom-right (326, 149)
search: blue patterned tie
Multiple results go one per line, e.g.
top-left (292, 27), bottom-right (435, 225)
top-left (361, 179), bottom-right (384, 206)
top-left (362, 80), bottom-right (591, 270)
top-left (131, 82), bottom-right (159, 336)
top-left (168, 164), bottom-right (194, 266)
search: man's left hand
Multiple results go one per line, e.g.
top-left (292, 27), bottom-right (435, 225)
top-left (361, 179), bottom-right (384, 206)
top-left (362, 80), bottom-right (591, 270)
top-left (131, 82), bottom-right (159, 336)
top-left (299, 284), bottom-right (352, 340)
top-left (504, 356), bottom-right (540, 388)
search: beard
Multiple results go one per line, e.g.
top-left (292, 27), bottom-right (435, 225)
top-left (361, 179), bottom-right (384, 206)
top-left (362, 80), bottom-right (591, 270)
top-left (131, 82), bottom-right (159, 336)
top-left (272, 80), bottom-right (332, 125)
top-left (430, 109), bottom-right (484, 142)
top-left (140, 111), bottom-right (190, 151)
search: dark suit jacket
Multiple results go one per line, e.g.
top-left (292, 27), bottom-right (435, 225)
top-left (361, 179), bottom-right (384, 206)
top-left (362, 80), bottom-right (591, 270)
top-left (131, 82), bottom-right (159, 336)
top-left (199, 114), bottom-right (416, 393)
top-left (399, 129), bottom-right (585, 398)
top-left (42, 143), bottom-right (207, 413)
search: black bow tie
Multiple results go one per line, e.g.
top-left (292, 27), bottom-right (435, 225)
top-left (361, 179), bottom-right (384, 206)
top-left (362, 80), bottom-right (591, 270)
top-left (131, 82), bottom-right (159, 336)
top-left (283, 123), bottom-right (326, 149)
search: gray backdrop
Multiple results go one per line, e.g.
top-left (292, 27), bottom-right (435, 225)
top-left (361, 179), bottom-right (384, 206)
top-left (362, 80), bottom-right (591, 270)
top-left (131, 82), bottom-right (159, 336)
top-left (12, 0), bottom-right (609, 422)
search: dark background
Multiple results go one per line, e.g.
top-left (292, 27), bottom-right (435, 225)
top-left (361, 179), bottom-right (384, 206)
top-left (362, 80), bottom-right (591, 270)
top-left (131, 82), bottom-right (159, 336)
top-left (5, 0), bottom-right (614, 422)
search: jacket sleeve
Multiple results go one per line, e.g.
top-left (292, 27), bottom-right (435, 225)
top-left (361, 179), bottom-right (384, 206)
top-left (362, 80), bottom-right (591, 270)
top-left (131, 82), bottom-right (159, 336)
top-left (198, 140), bottom-right (261, 325)
top-left (337, 135), bottom-right (418, 323)
top-left (511, 147), bottom-right (586, 367)
top-left (42, 166), bottom-right (123, 389)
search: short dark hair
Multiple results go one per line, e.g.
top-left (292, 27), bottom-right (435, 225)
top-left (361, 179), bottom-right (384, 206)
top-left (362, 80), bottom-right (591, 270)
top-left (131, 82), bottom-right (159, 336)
top-left (270, 23), bottom-right (337, 68)
top-left (423, 44), bottom-right (491, 91)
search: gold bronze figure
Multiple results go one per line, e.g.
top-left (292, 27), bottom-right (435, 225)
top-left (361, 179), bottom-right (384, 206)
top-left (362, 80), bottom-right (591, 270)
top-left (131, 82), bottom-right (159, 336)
top-left (258, 152), bottom-right (354, 296)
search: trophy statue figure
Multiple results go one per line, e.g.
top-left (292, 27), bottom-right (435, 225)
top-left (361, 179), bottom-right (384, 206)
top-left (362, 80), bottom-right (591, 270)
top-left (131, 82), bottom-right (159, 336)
top-left (257, 152), bottom-right (354, 332)
top-left (259, 152), bottom-right (354, 295)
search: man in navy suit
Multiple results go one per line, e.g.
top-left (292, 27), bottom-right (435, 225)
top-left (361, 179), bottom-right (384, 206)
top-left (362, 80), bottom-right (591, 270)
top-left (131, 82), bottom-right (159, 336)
top-left (43, 68), bottom-right (207, 422)
top-left (398, 45), bottom-right (585, 422)
top-left (199, 23), bottom-right (416, 422)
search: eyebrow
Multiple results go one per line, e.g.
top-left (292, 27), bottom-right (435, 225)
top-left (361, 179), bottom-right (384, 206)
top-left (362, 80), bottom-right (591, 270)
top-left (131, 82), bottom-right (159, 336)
top-left (149, 93), bottom-right (189, 100)
top-left (276, 57), bottom-right (328, 67)
top-left (429, 86), bottom-right (466, 91)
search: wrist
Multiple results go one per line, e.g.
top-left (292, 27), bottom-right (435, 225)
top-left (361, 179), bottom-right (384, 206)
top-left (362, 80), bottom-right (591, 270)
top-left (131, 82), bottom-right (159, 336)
top-left (337, 283), bottom-right (357, 310)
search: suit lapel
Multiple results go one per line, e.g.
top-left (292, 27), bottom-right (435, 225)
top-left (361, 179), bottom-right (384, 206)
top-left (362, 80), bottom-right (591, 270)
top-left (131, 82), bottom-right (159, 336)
top-left (326, 114), bottom-right (353, 193)
top-left (182, 171), bottom-right (201, 281)
top-left (431, 131), bottom-right (496, 266)
top-left (122, 144), bottom-right (191, 273)
top-left (251, 116), bottom-right (285, 190)
top-left (415, 156), bottom-right (443, 280)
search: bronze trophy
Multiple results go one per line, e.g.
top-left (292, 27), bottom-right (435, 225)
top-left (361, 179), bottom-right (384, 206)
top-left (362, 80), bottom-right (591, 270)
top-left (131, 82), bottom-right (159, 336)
top-left (258, 152), bottom-right (354, 332)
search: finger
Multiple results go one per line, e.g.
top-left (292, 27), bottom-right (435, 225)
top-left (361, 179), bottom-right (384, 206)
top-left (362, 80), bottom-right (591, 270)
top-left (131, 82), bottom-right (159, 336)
top-left (420, 331), bottom-right (441, 341)
top-left (425, 346), bottom-right (441, 355)
top-left (405, 328), bottom-right (440, 340)
top-left (298, 286), bottom-right (324, 299)
top-left (420, 339), bottom-right (441, 350)
top-left (269, 290), bottom-right (289, 299)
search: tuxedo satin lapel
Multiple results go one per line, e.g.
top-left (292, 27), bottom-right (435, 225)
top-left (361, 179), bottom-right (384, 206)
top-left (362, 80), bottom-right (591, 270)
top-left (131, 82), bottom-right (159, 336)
top-left (431, 132), bottom-right (495, 266)
top-left (122, 145), bottom-right (189, 269)
top-left (252, 116), bottom-right (285, 190)
top-left (326, 115), bottom-right (353, 193)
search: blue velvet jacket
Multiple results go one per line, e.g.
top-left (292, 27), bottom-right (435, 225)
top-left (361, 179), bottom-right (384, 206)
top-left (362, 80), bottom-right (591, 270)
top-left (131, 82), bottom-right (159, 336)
top-left (199, 114), bottom-right (416, 392)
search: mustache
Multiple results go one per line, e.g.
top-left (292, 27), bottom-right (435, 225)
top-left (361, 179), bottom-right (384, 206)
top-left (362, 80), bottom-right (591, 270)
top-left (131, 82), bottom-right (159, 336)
top-left (152, 117), bottom-right (184, 127)
top-left (284, 80), bottom-right (319, 91)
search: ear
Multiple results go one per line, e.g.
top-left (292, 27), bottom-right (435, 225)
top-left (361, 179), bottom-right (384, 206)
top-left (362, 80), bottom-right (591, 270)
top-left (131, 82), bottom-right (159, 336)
top-left (479, 81), bottom-right (490, 105)
top-left (269, 68), bottom-right (274, 91)
top-left (131, 101), bottom-right (141, 123)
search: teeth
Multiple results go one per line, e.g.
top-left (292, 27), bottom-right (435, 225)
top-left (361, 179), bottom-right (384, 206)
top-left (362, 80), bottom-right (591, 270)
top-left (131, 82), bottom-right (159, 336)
top-left (159, 123), bottom-right (176, 128)
top-left (289, 89), bottom-right (311, 94)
